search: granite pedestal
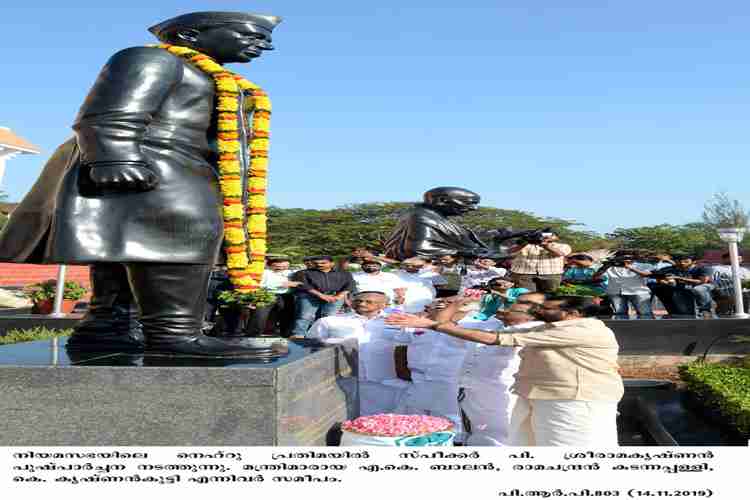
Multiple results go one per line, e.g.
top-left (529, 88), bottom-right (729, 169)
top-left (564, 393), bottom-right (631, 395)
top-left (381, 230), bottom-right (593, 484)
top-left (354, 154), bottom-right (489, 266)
top-left (0, 337), bottom-right (358, 446)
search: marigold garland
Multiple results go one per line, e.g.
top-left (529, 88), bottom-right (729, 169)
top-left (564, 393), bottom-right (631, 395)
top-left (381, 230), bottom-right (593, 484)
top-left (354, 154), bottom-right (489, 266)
top-left (156, 44), bottom-right (270, 293)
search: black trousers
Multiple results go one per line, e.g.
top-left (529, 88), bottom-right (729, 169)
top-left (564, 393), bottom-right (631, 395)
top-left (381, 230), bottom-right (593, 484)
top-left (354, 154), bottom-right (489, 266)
top-left (247, 293), bottom-right (296, 337)
top-left (77, 262), bottom-right (212, 337)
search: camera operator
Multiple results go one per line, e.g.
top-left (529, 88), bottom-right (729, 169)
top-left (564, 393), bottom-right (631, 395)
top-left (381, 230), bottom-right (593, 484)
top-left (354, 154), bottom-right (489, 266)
top-left (509, 231), bottom-right (571, 292)
top-left (650, 255), bottom-right (713, 318)
top-left (593, 254), bottom-right (654, 319)
top-left (473, 277), bottom-right (530, 320)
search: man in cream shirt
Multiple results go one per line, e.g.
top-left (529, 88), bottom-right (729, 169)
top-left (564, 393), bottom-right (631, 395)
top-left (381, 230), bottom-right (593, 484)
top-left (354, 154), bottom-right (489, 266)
top-left (385, 296), bottom-right (624, 446)
top-left (306, 291), bottom-right (410, 416)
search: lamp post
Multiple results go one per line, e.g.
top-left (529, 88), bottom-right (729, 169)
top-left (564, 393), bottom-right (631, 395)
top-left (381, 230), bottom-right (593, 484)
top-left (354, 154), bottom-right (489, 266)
top-left (717, 227), bottom-right (748, 319)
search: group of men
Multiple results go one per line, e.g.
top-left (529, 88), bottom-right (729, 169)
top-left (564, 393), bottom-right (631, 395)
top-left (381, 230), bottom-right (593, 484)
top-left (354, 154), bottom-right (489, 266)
top-left (245, 229), bottom-right (575, 337)
top-left (307, 288), bottom-right (622, 447)
top-left (563, 251), bottom-right (750, 319)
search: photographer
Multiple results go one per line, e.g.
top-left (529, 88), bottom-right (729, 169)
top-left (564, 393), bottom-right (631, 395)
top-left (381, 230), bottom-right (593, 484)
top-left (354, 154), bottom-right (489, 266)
top-left (509, 231), bottom-right (571, 292)
top-left (473, 278), bottom-right (530, 320)
top-left (562, 254), bottom-right (608, 295)
top-left (593, 254), bottom-right (654, 319)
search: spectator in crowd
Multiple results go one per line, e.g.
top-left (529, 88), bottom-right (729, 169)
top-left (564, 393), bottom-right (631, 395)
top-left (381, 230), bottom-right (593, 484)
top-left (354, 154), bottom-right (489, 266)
top-left (709, 253), bottom-right (750, 316)
top-left (593, 255), bottom-right (654, 319)
top-left (248, 258), bottom-right (301, 336)
top-left (562, 254), bottom-right (608, 295)
top-left (459, 307), bottom-right (543, 446)
top-left (651, 256), bottom-right (713, 318)
top-left (460, 257), bottom-right (508, 292)
top-left (652, 254), bottom-right (675, 271)
top-left (302, 257), bottom-right (316, 270)
top-left (509, 231), bottom-right (572, 292)
top-left (290, 255), bottom-right (355, 337)
top-left (352, 259), bottom-right (406, 307)
top-left (355, 247), bottom-right (400, 267)
top-left (434, 254), bottom-right (463, 298)
top-left (394, 257), bottom-right (441, 313)
top-left (472, 278), bottom-right (530, 320)
top-left (307, 291), bottom-right (410, 415)
top-left (385, 296), bottom-right (624, 447)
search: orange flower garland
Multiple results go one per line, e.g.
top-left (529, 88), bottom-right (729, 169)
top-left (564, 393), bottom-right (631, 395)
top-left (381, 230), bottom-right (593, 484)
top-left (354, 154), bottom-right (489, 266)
top-left (156, 44), bottom-right (270, 293)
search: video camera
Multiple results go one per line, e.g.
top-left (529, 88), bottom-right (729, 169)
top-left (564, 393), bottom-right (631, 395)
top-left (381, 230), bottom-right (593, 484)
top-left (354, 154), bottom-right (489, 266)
top-left (599, 256), bottom-right (635, 269)
top-left (493, 227), bottom-right (555, 246)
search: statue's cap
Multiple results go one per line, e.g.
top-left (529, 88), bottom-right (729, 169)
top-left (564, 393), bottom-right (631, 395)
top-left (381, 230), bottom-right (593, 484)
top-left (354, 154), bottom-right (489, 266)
top-left (423, 186), bottom-right (480, 202)
top-left (149, 11), bottom-right (282, 38)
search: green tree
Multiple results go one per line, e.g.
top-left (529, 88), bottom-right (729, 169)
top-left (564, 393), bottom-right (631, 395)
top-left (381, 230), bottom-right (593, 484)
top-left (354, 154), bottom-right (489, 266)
top-left (605, 223), bottom-right (731, 256)
top-left (702, 191), bottom-right (749, 229)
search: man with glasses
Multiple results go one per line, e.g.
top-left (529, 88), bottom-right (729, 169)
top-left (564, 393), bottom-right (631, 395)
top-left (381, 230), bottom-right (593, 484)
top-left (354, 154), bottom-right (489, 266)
top-left (307, 291), bottom-right (410, 415)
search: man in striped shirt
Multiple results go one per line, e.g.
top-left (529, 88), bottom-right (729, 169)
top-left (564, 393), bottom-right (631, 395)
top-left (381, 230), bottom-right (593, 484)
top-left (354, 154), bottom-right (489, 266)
top-left (509, 232), bottom-right (572, 292)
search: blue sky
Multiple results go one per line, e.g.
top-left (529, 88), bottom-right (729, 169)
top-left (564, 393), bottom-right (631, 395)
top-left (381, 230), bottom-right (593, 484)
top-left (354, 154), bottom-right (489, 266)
top-left (2, 1), bottom-right (748, 234)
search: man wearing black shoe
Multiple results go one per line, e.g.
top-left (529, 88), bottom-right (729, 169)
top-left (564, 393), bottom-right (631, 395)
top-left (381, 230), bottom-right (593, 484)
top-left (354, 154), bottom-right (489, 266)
top-left (0, 11), bottom-right (282, 356)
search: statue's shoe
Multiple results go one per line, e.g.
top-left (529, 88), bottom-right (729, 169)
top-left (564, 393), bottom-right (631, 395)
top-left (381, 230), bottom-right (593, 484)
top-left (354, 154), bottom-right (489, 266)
top-left (65, 329), bottom-right (146, 353)
top-left (145, 334), bottom-right (284, 357)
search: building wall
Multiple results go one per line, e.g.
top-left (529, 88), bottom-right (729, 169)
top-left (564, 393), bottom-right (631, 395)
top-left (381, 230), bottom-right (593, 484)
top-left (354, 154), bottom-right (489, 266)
top-left (0, 263), bottom-right (90, 287)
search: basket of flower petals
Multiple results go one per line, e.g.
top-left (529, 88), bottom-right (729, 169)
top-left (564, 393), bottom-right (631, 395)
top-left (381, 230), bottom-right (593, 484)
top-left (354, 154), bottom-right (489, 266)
top-left (339, 414), bottom-right (455, 446)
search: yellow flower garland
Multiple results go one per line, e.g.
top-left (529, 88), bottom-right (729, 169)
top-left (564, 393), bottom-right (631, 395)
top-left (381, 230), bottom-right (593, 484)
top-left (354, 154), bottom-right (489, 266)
top-left (156, 44), bottom-right (270, 293)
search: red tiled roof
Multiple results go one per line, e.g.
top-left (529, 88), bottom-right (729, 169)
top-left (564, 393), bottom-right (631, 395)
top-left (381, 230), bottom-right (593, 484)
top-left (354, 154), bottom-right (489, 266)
top-left (0, 127), bottom-right (40, 154)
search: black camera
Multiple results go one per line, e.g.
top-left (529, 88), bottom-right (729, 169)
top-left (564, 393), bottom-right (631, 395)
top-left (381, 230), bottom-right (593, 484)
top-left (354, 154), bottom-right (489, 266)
top-left (493, 227), bottom-right (554, 246)
top-left (599, 257), bottom-right (630, 268)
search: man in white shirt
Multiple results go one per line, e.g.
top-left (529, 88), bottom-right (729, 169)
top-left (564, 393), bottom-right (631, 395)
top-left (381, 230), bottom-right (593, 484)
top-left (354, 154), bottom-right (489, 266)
top-left (251, 258), bottom-right (300, 336)
top-left (460, 257), bottom-right (508, 293)
top-left (710, 253), bottom-right (750, 315)
top-left (352, 260), bottom-right (406, 307)
top-left (306, 291), bottom-right (410, 416)
top-left (594, 255), bottom-right (654, 319)
top-left (458, 309), bottom-right (543, 446)
top-left (394, 257), bottom-right (441, 313)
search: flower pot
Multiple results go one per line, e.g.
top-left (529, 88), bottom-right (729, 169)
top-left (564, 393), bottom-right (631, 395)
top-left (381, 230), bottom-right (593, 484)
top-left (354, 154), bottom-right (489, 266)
top-left (32, 299), bottom-right (77, 315)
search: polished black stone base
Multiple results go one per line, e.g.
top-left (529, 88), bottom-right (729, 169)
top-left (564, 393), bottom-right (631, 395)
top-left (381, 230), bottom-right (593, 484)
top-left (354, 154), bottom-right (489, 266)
top-left (0, 336), bottom-right (358, 445)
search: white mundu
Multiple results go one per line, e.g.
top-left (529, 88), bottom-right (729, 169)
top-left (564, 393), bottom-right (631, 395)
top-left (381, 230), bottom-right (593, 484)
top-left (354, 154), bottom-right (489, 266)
top-left (458, 316), bottom-right (543, 446)
top-left (306, 312), bottom-right (410, 416)
top-left (395, 317), bottom-right (471, 435)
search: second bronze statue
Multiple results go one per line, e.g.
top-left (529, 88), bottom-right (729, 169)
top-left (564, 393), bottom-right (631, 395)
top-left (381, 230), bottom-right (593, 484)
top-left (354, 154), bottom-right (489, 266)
top-left (384, 186), bottom-right (493, 261)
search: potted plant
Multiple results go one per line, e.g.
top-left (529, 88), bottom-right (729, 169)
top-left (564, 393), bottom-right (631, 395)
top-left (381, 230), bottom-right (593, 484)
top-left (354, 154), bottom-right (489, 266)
top-left (23, 280), bottom-right (88, 314)
top-left (552, 283), bottom-right (605, 308)
top-left (213, 288), bottom-right (278, 336)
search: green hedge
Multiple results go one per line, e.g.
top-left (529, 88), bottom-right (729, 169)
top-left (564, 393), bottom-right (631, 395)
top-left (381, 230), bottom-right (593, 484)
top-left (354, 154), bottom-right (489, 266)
top-left (0, 327), bottom-right (73, 345)
top-left (679, 361), bottom-right (750, 437)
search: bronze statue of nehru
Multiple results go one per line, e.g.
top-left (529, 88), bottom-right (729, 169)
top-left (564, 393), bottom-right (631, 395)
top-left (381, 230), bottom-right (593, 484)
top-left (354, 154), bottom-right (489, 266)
top-left (0, 12), bottom-right (282, 356)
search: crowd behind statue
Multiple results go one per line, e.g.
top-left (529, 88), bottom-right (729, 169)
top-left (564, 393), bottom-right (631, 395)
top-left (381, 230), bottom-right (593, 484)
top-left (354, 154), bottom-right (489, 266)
top-left (219, 232), bottom-right (749, 337)
top-left (203, 232), bottom-right (748, 446)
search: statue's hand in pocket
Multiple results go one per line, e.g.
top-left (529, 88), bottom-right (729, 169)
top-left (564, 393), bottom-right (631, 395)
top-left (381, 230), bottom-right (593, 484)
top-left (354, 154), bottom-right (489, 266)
top-left (89, 162), bottom-right (159, 192)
